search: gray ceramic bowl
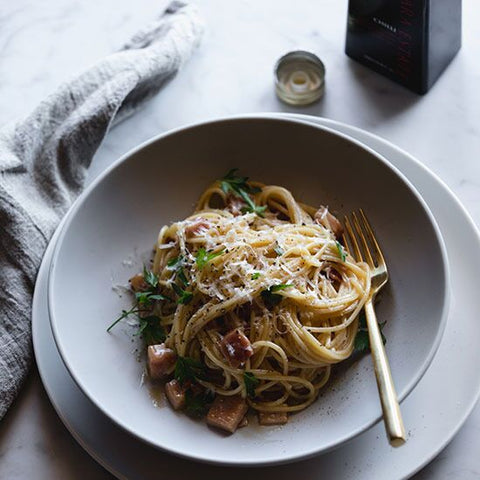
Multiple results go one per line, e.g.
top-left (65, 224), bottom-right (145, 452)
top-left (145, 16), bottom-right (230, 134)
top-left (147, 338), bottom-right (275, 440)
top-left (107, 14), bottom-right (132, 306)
top-left (48, 116), bottom-right (449, 466)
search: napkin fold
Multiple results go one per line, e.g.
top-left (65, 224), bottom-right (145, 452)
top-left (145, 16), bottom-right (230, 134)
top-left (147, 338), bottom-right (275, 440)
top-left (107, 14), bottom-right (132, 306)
top-left (0, 1), bottom-right (203, 420)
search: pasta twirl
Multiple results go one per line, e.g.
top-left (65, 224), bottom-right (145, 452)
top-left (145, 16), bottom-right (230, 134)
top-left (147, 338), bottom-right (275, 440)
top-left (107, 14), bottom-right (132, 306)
top-left (111, 171), bottom-right (371, 431)
top-left (136, 172), bottom-right (371, 428)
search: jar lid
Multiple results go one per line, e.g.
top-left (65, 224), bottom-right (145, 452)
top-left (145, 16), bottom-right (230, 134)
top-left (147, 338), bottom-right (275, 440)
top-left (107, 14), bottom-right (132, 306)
top-left (274, 50), bottom-right (325, 106)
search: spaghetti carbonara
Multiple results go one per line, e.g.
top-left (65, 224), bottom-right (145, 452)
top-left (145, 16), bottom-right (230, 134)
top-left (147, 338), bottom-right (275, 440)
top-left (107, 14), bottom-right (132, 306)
top-left (114, 170), bottom-right (371, 432)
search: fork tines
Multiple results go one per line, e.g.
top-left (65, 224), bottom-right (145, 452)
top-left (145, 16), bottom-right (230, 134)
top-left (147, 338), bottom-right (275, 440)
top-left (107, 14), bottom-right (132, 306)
top-left (342, 210), bottom-right (384, 269)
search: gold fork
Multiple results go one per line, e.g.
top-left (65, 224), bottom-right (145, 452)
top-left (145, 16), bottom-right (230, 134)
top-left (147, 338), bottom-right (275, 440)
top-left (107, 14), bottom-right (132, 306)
top-left (343, 209), bottom-right (406, 447)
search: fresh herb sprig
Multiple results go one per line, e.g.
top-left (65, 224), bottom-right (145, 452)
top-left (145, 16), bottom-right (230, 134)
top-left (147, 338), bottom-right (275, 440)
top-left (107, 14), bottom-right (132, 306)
top-left (354, 311), bottom-right (387, 353)
top-left (167, 257), bottom-right (193, 303)
top-left (184, 389), bottom-right (215, 418)
top-left (174, 356), bottom-right (206, 385)
top-left (107, 306), bottom-right (141, 332)
top-left (220, 169), bottom-right (267, 217)
top-left (261, 284), bottom-right (293, 308)
top-left (167, 255), bottom-right (189, 286)
top-left (195, 247), bottom-right (224, 270)
top-left (134, 266), bottom-right (169, 307)
top-left (239, 189), bottom-right (268, 217)
top-left (243, 371), bottom-right (260, 398)
top-left (336, 241), bottom-right (346, 262)
top-left (143, 266), bottom-right (159, 289)
top-left (251, 272), bottom-right (261, 280)
top-left (172, 283), bottom-right (193, 305)
top-left (135, 291), bottom-right (170, 307)
top-left (107, 306), bottom-right (165, 346)
top-left (137, 315), bottom-right (166, 345)
top-left (107, 267), bottom-right (169, 345)
top-left (220, 168), bottom-right (260, 196)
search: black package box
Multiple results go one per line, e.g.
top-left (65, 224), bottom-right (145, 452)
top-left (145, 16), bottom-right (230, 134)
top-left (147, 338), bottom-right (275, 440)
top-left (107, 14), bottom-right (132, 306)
top-left (345, 0), bottom-right (462, 94)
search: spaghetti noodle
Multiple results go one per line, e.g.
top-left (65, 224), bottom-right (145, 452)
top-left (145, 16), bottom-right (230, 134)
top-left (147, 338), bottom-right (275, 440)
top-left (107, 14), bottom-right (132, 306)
top-left (120, 170), bottom-right (371, 430)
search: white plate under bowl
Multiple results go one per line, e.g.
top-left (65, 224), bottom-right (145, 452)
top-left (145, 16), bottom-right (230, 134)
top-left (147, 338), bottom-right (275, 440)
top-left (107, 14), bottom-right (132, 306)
top-left (34, 116), bottom-right (480, 479)
top-left (47, 116), bottom-right (448, 466)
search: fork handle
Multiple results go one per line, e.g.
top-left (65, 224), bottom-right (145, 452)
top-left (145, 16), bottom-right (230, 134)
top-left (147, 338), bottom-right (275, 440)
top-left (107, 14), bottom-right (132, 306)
top-left (365, 300), bottom-right (406, 447)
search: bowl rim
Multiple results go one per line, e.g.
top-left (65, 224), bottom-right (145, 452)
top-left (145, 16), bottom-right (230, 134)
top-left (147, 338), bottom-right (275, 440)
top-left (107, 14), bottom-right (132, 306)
top-left (47, 114), bottom-right (450, 466)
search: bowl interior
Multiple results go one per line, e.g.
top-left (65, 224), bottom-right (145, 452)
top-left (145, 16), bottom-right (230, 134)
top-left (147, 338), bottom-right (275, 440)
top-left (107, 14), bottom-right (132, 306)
top-left (49, 117), bottom-right (448, 465)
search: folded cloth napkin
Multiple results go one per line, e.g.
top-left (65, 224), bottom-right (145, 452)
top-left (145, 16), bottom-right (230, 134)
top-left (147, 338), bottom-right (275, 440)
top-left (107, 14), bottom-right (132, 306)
top-left (0, 0), bottom-right (203, 420)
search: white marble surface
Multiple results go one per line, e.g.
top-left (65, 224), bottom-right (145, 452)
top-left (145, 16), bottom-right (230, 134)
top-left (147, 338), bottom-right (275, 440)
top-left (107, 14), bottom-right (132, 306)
top-left (0, 0), bottom-right (479, 478)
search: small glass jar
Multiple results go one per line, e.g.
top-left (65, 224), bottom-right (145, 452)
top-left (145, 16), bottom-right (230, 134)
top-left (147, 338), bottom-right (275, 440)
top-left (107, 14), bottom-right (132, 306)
top-left (274, 50), bottom-right (325, 106)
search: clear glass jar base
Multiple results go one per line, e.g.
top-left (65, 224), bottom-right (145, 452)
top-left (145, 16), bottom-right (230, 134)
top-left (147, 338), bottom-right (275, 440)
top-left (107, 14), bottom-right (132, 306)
top-left (274, 51), bottom-right (325, 106)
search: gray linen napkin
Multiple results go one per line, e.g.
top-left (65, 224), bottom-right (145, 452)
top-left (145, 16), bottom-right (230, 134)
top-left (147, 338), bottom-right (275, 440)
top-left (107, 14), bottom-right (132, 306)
top-left (0, 0), bottom-right (203, 420)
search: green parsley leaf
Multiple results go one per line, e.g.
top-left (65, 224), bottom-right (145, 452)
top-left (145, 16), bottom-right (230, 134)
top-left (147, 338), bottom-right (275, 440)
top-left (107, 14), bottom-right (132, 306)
top-left (177, 268), bottom-right (189, 287)
top-left (354, 311), bottom-right (387, 353)
top-left (172, 283), bottom-right (193, 305)
top-left (148, 294), bottom-right (171, 302)
top-left (220, 169), bottom-right (260, 195)
top-left (238, 188), bottom-right (267, 218)
top-left (167, 255), bottom-right (189, 286)
top-left (137, 315), bottom-right (166, 345)
top-left (336, 241), bottom-right (346, 262)
top-left (270, 284), bottom-right (293, 293)
top-left (241, 203), bottom-right (267, 217)
top-left (220, 168), bottom-right (245, 194)
top-left (195, 247), bottom-right (225, 270)
top-left (184, 389), bottom-right (215, 418)
top-left (195, 249), bottom-right (208, 269)
top-left (135, 291), bottom-right (170, 306)
top-left (219, 169), bottom-right (265, 217)
top-left (243, 371), bottom-right (260, 398)
top-left (261, 290), bottom-right (282, 308)
top-left (108, 269), bottom-right (169, 334)
top-left (143, 266), bottom-right (159, 289)
top-left (358, 310), bottom-right (367, 329)
top-left (354, 329), bottom-right (370, 353)
top-left (261, 284), bottom-right (293, 308)
top-left (251, 272), bottom-right (261, 280)
top-left (174, 356), bottom-right (206, 385)
top-left (135, 292), bottom-right (150, 305)
top-left (106, 306), bottom-right (140, 332)
top-left (167, 256), bottom-right (182, 268)
top-left (379, 321), bottom-right (387, 345)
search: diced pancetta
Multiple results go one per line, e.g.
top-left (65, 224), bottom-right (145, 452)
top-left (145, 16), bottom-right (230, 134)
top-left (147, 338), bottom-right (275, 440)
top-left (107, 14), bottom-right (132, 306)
top-left (220, 329), bottom-right (253, 367)
top-left (147, 344), bottom-right (176, 380)
top-left (129, 273), bottom-right (148, 292)
top-left (165, 379), bottom-right (186, 410)
top-left (206, 395), bottom-right (248, 433)
top-left (238, 415), bottom-right (249, 428)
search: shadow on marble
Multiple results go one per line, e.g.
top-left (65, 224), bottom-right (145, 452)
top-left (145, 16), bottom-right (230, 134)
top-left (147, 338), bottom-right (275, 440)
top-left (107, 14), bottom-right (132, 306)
top-left (344, 59), bottom-right (421, 118)
top-left (272, 100), bottom-right (326, 118)
top-left (267, 61), bottom-right (420, 122)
